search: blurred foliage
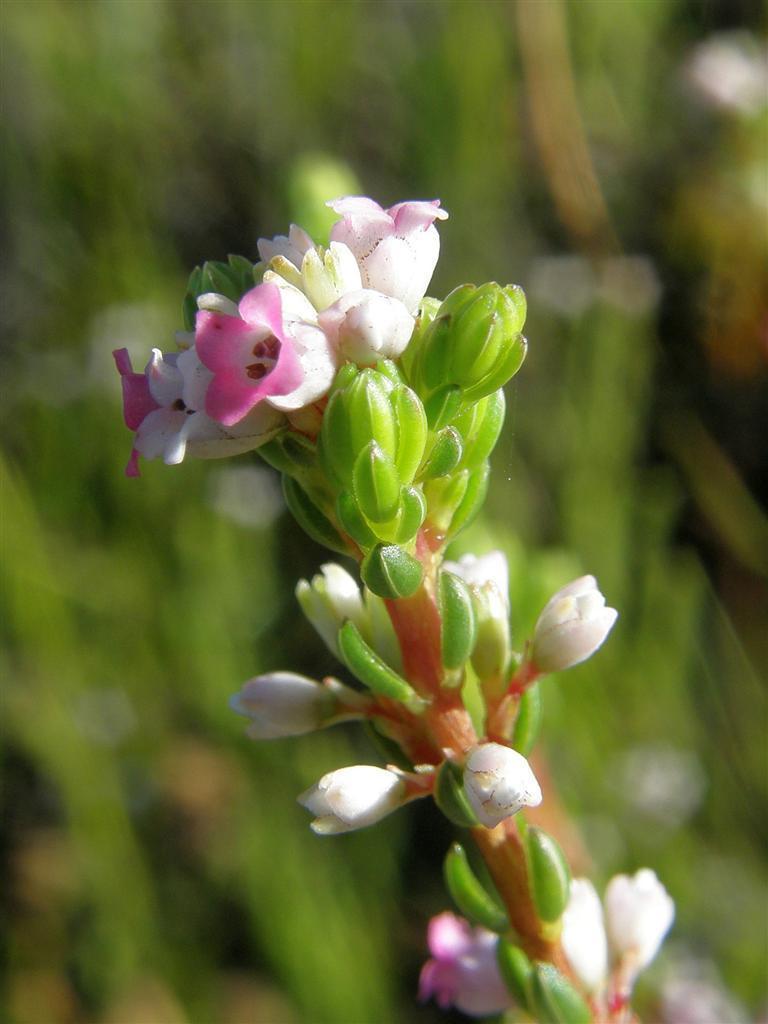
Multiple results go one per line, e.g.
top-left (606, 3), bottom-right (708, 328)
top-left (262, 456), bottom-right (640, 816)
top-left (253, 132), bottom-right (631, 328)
top-left (1, 1), bottom-right (766, 1022)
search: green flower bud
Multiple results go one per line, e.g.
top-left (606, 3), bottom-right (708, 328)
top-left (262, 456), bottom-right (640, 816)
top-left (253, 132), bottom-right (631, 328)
top-left (530, 964), bottom-right (591, 1024)
top-left (361, 543), bottom-right (423, 599)
top-left (353, 442), bottom-right (401, 523)
top-left (439, 571), bottom-right (477, 671)
top-left (444, 842), bottom-right (509, 933)
top-left (415, 283), bottom-right (527, 402)
top-left (526, 826), bottom-right (571, 923)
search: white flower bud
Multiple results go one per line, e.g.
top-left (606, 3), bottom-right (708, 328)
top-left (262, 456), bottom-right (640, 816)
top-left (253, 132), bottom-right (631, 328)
top-left (301, 242), bottom-right (362, 311)
top-left (561, 879), bottom-right (609, 992)
top-left (229, 672), bottom-right (340, 739)
top-left (319, 288), bottom-right (415, 364)
top-left (463, 743), bottom-right (542, 828)
top-left (298, 765), bottom-right (406, 834)
top-left (444, 551), bottom-right (511, 680)
top-left (531, 575), bottom-right (618, 673)
top-left (295, 563), bottom-right (367, 656)
top-left (604, 869), bottom-right (675, 973)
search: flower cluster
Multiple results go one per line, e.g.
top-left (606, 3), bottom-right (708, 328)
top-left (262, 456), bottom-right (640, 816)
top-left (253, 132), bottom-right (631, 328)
top-left (117, 195), bottom-right (673, 1024)
top-left (115, 198), bottom-right (447, 475)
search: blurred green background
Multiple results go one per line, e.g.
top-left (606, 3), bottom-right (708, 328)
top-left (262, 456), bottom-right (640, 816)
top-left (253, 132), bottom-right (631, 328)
top-left (2, 1), bottom-right (766, 1022)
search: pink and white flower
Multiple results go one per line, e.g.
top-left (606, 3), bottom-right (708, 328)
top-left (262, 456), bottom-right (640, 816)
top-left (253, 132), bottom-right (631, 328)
top-left (328, 196), bottom-right (449, 313)
top-left (195, 281), bottom-right (336, 423)
top-left (113, 346), bottom-right (282, 477)
top-left (419, 912), bottom-right (512, 1017)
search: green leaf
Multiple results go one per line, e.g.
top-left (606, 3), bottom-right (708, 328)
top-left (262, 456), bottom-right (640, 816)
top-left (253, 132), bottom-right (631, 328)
top-left (496, 940), bottom-right (534, 1011)
top-left (424, 385), bottom-right (462, 431)
top-left (338, 621), bottom-right (424, 710)
top-left (526, 827), bottom-right (571, 923)
top-left (391, 386), bottom-right (428, 483)
top-left (392, 486), bottom-right (427, 544)
top-left (422, 427), bottom-right (463, 479)
top-left (348, 370), bottom-right (397, 459)
top-left (462, 333), bottom-right (528, 403)
top-left (460, 388), bottom-right (506, 469)
top-left (512, 684), bottom-right (542, 755)
top-left (439, 571), bottom-right (477, 670)
top-left (531, 963), bottom-right (591, 1024)
top-left (433, 762), bottom-right (478, 828)
top-left (361, 544), bottom-right (423, 599)
top-left (353, 442), bottom-right (401, 523)
top-left (319, 389), bottom-right (356, 486)
top-left (444, 842), bottom-right (508, 932)
top-left (281, 476), bottom-right (349, 556)
top-left (336, 491), bottom-right (377, 548)
top-left (447, 462), bottom-right (490, 537)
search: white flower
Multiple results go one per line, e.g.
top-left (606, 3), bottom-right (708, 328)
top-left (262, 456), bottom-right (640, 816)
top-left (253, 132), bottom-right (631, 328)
top-left (605, 869), bottom-right (675, 973)
top-left (298, 765), bottom-right (406, 834)
top-left (229, 672), bottom-right (363, 740)
top-left (319, 288), bottom-right (415, 364)
top-left (561, 879), bottom-right (609, 992)
top-left (531, 575), bottom-right (618, 673)
top-left (463, 743), bottom-right (542, 828)
top-left (444, 551), bottom-right (511, 680)
top-left (295, 563), bottom-right (368, 656)
top-left (256, 224), bottom-right (314, 271)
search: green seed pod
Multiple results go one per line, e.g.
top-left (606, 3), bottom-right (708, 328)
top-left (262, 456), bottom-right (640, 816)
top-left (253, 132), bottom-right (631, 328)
top-left (361, 543), bottom-right (423, 599)
top-left (353, 442), bottom-right (401, 524)
top-left (281, 476), bottom-right (350, 556)
top-left (338, 621), bottom-right (425, 711)
top-left (444, 842), bottom-right (509, 933)
top-left (530, 963), bottom-right (591, 1024)
top-left (433, 761), bottom-right (479, 828)
top-left (496, 940), bottom-right (534, 1012)
top-left (526, 826), bottom-right (571, 924)
top-left (422, 427), bottom-right (463, 479)
top-left (336, 490), bottom-right (377, 548)
top-left (512, 684), bottom-right (542, 755)
top-left (448, 462), bottom-right (490, 538)
top-left (391, 386), bottom-right (428, 483)
top-left (439, 571), bottom-right (477, 670)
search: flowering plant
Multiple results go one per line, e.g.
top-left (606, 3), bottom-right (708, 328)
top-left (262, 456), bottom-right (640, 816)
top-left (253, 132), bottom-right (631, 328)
top-left (115, 195), bottom-right (673, 1021)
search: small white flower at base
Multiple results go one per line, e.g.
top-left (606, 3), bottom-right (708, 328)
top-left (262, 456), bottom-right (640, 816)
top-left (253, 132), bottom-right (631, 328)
top-left (605, 869), bottom-right (675, 974)
top-left (532, 575), bottom-right (618, 673)
top-left (229, 672), bottom-right (356, 740)
top-left (463, 743), bottom-right (542, 828)
top-left (298, 765), bottom-right (406, 834)
top-left (561, 878), bottom-right (609, 993)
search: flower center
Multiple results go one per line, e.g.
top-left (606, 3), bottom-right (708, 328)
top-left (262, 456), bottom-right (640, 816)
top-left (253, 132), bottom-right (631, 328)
top-left (246, 336), bottom-right (279, 381)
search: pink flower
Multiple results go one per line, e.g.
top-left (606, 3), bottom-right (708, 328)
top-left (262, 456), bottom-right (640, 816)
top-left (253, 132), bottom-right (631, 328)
top-left (113, 346), bottom-right (282, 477)
top-left (195, 282), bottom-right (336, 426)
top-left (328, 196), bottom-right (448, 313)
top-left (418, 912), bottom-right (511, 1017)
